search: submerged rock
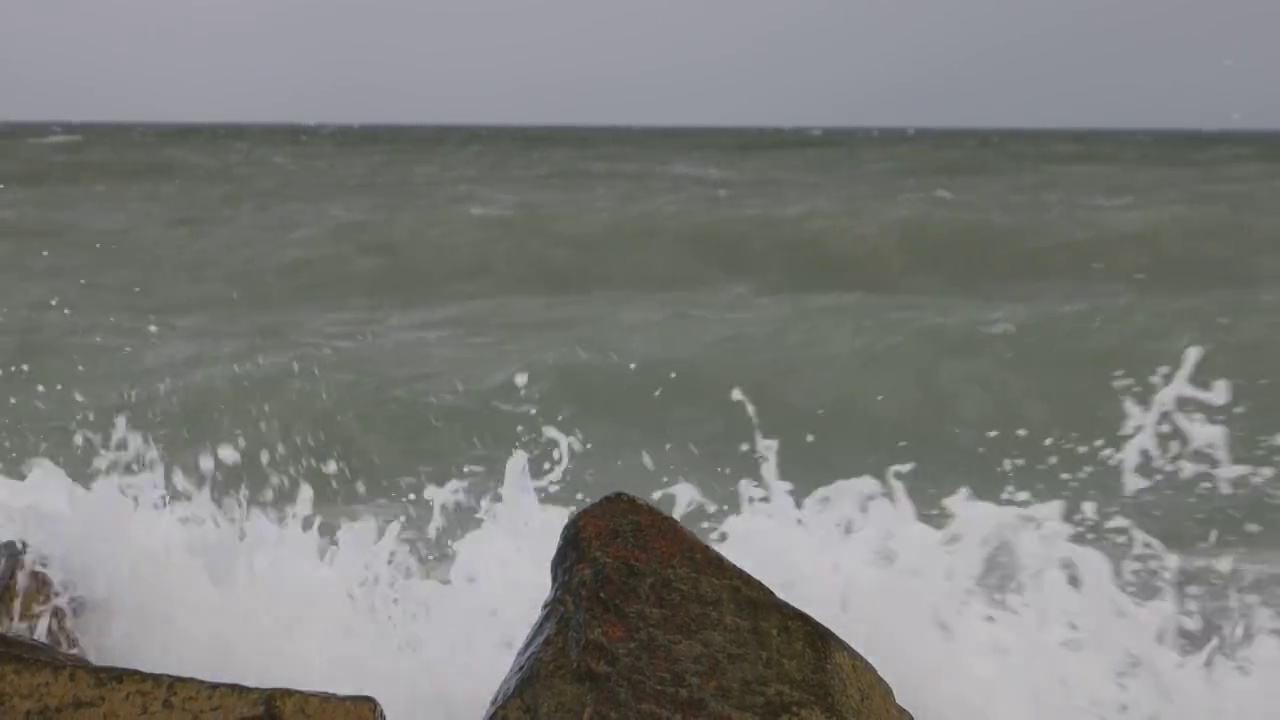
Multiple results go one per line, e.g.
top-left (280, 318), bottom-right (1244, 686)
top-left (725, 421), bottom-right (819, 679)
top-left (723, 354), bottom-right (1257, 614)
top-left (0, 540), bottom-right (385, 719)
top-left (0, 539), bottom-right (81, 655)
top-left (485, 492), bottom-right (913, 720)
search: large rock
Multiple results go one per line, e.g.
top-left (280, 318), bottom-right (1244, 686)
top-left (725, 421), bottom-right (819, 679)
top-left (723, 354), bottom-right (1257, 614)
top-left (485, 492), bottom-right (913, 719)
top-left (0, 540), bottom-right (385, 719)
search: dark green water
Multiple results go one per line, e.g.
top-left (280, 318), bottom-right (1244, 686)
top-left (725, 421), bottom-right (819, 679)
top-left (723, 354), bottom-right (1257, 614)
top-left (1, 124), bottom-right (1279, 554)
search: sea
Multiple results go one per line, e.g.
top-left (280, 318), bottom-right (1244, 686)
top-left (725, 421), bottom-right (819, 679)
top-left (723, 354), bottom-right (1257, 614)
top-left (1, 123), bottom-right (1278, 719)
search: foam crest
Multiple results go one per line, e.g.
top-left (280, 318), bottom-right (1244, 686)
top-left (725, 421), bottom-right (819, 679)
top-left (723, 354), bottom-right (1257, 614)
top-left (0, 453), bottom-right (564, 719)
top-left (1110, 345), bottom-right (1274, 494)
top-left (0, 348), bottom-right (1276, 719)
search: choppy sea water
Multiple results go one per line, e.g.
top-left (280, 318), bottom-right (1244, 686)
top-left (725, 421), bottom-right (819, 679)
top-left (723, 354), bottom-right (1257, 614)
top-left (1, 124), bottom-right (1279, 719)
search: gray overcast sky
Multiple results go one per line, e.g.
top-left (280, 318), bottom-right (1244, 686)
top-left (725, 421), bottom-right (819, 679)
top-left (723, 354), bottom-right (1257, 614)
top-left (2, 0), bottom-right (1277, 128)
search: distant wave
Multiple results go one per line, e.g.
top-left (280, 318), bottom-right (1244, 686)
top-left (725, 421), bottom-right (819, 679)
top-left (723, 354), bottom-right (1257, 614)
top-left (26, 134), bottom-right (83, 145)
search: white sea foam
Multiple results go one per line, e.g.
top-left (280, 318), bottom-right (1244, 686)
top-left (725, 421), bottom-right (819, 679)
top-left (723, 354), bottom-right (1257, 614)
top-left (1, 347), bottom-right (1277, 719)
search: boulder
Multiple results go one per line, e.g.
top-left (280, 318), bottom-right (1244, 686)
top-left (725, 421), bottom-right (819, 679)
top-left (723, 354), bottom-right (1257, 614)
top-left (0, 540), bottom-right (385, 719)
top-left (484, 492), bottom-right (913, 720)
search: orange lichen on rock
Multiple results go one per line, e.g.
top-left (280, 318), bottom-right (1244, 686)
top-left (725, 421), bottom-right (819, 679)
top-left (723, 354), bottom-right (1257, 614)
top-left (484, 492), bottom-right (914, 720)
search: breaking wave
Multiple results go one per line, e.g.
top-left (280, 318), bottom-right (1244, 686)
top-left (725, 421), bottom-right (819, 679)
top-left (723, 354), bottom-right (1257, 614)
top-left (1, 346), bottom-right (1276, 719)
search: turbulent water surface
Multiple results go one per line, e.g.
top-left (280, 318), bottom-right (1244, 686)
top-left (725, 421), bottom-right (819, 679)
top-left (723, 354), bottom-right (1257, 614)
top-left (1, 124), bottom-right (1279, 719)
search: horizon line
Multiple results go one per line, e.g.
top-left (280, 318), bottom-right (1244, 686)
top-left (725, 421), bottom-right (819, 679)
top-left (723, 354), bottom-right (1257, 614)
top-left (3, 120), bottom-right (1279, 134)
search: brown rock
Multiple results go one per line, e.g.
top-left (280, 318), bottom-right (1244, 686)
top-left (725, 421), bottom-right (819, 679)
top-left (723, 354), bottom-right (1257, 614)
top-left (0, 539), bottom-right (82, 655)
top-left (0, 632), bottom-right (92, 666)
top-left (0, 541), bottom-right (387, 719)
top-left (484, 492), bottom-right (913, 720)
top-left (0, 638), bottom-right (386, 719)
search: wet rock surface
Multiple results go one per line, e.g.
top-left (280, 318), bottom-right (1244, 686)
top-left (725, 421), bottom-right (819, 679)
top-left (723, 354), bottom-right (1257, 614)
top-left (0, 540), bottom-right (386, 719)
top-left (485, 492), bottom-right (914, 720)
top-left (0, 539), bottom-right (82, 655)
